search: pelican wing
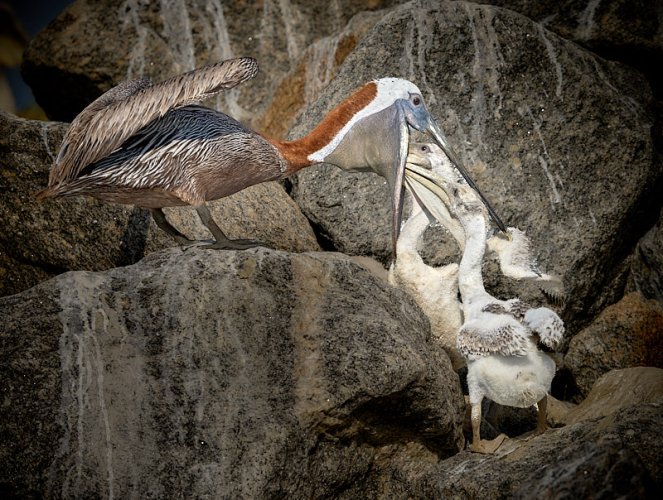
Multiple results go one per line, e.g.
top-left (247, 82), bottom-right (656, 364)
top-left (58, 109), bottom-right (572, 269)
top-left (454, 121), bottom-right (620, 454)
top-left (50, 57), bottom-right (259, 185)
top-left (523, 307), bottom-right (565, 349)
top-left (487, 227), bottom-right (565, 303)
top-left (457, 315), bottom-right (530, 357)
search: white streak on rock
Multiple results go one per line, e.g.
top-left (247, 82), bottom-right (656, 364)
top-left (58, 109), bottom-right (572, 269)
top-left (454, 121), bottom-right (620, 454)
top-left (537, 24), bottom-right (563, 99)
top-left (205, 0), bottom-right (251, 121)
top-left (277, 0), bottom-right (302, 62)
top-left (51, 273), bottom-right (117, 499)
top-left (160, 0), bottom-right (196, 72)
top-left (520, 105), bottom-right (562, 205)
top-left (120, 0), bottom-right (147, 79)
top-left (576, 0), bottom-right (602, 41)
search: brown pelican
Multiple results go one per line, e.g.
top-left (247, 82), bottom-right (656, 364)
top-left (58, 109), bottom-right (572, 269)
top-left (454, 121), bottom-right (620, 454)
top-left (37, 57), bottom-right (501, 253)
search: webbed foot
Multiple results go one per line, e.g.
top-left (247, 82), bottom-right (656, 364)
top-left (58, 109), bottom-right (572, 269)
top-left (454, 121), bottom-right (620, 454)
top-left (469, 434), bottom-right (508, 454)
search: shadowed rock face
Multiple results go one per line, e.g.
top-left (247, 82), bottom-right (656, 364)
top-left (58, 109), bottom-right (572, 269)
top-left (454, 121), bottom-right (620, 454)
top-left (564, 292), bottom-right (663, 398)
top-left (359, 401), bottom-right (663, 499)
top-left (0, 248), bottom-right (464, 498)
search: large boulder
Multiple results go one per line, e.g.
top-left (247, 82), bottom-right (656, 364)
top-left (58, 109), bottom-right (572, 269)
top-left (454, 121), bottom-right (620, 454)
top-left (0, 111), bottom-right (319, 297)
top-left (562, 367), bottom-right (663, 425)
top-left (290, 0), bottom-right (661, 330)
top-left (563, 292), bottom-right (663, 398)
top-left (0, 247), bottom-right (464, 498)
top-left (21, 0), bottom-right (402, 124)
top-left (360, 401), bottom-right (663, 498)
top-left (475, 0), bottom-right (663, 98)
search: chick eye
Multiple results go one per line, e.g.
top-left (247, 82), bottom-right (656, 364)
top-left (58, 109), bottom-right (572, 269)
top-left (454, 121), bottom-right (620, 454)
top-left (412, 96), bottom-right (421, 106)
top-left (421, 145), bottom-right (428, 152)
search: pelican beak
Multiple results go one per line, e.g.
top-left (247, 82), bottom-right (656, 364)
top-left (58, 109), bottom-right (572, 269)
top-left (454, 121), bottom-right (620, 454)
top-left (423, 118), bottom-right (506, 233)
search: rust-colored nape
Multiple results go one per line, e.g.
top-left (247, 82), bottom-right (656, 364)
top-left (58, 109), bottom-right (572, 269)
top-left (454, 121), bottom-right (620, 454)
top-left (272, 81), bottom-right (378, 175)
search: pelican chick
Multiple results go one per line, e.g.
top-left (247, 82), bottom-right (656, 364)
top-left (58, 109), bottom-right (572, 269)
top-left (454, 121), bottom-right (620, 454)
top-left (405, 143), bottom-right (563, 299)
top-left (37, 57), bottom-right (503, 255)
top-left (388, 191), bottom-right (463, 369)
top-left (487, 228), bottom-right (565, 303)
top-left (435, 178), bottom-right (564, 454)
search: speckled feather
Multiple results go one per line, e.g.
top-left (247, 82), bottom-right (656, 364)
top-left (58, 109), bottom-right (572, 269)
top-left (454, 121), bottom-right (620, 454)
top-left (41, 57), bottom-right (258, 192)
top-left (457, 315), bottom-right (530, 357)
top-left (53, 105), bottom-right (286, 207)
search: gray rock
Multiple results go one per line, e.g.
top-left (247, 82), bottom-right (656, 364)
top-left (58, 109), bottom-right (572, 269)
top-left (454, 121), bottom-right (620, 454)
top-left (0, 248), bottom-right (465, 498)
top-left (290, 0), bottom-right (660, 329)
top-left (21, 0), bottom-right (402, 123)
top-left (564, 292), bottom-right (663, 399)
top-left (627, 206), bottom-right (663, 304)
top-left (256, 8), bottom-right (391, 140)
top-left (562, 367), bottom-right (663, 425)
top-left (0, 111), bottom-right (319, 297)
top-left (363, 401), bottom-right (663, 499)
top-left (474, 0), bottom-right (663, 98)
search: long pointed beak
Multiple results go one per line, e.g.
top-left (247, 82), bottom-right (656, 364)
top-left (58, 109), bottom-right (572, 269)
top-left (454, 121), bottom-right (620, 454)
top-left (387, 116), bottom-right (410, 259)
top-left (424, 119), bottom-right (506, 233)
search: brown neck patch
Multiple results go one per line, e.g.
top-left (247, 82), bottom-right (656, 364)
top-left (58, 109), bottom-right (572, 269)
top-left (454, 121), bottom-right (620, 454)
top-left (269, 81), bottom-right (378, 175)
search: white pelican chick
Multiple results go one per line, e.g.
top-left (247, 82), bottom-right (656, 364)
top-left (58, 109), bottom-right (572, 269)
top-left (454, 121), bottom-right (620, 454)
top-left (405, 143), bottom-right (564, 300)
top-left (446, 181), bottom-right (563, 453)
top-left (388, 191), bottom-right (464, 369)
top-left (405, 145), bottom-right (565, 454)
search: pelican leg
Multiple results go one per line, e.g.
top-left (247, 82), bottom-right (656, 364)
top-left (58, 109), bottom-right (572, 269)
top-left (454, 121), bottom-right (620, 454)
top-left (195, 205), bottom-right (268, 250)
top-left (150, 208), bottom-right (193, 245)
top-left (469, 401), bottom-right (507, 454)
top-left (535, 396), bottom-right (548, 433)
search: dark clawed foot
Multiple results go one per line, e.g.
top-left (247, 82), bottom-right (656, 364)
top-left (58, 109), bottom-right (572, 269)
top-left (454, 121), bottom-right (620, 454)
top-left (199, 238), bottom-right (271, 250)
top-left (469, 434), bottom-right (507, 454)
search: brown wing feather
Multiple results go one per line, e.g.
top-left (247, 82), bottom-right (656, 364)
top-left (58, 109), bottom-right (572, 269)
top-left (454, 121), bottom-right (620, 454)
top-left (44, 57), bottom-right (258, 189)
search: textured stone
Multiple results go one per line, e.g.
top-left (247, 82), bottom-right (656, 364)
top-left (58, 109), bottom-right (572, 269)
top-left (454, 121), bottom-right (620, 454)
top-left (0, 248), bottom-right (464, 498)
top-left (563, 367), bottom-right (663, 425)
top-left (21, 0), bottom-right (401, 123)
top-left (0, 111), bottom-right (319, 297)
top-left (290, 0), bottom-right (660, 330)
top-left (474, 0), bottom-right (663, 98)
top-left (627, 206), bottom-right (663, 304)
top-left (256, 8), bottom-right (389, 139)
top-left (360, 401), bottom-right (663, 499)
top-left (564, 292), bottom-right (663, 398)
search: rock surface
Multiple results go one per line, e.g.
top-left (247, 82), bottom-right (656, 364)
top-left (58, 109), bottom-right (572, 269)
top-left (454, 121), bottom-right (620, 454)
top-left (564, 292), bottom-right (663, 398)
top-left (21, 0), bottom-right (401, 124)
top-left (0, 111), bottom-right (319, 298)
top-left (627, 206), bottom-right (663, 304)
top-left (475, 0), bottom-right (663, 98)
top-left (290, 1), bottom-right (661, 331)
top-left (0, 248), bottom-right (464, 498)
top-left (367, 401), bottom-right (663, 499)
top-left (4, 0), bottom-right (663, 497)
top-left (562, 367), bottom-right (663, 425)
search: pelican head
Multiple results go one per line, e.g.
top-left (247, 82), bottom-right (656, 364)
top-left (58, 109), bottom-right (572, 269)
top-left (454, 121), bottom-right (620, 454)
top-left (300, 78), bottom-right (502, 257)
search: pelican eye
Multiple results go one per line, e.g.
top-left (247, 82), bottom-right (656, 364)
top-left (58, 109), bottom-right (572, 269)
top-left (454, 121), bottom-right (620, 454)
top-left (421, 145), bottom-right (428, 152)
top-left (412, 96), bottom-right (421, 106)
